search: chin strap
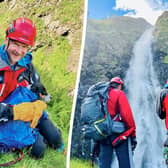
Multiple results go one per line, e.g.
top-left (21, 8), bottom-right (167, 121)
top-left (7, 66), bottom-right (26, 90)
top-left (0, 149), bottom-right (24, 167)
top-left (5, 39), bottom-right (10, 51)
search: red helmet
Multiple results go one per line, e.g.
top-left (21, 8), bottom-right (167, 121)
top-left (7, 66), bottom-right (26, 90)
top-left (6, 17), bottom-right (36, 47)
top-left (110, 77), bottom-right (124, 85)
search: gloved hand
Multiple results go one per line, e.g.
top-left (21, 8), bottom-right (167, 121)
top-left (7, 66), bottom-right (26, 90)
top-left (13, 100), bottom-right (47, 128)
top-left (0, 103), bottom-right (13, 121)
top-left (131, 137), bottom-right (137, 151)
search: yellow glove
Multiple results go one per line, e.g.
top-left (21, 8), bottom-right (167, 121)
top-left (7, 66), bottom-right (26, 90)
top-left (30, 100), bottom-right (47, 128)
top-left (13, 100), bottom-right (47, 128)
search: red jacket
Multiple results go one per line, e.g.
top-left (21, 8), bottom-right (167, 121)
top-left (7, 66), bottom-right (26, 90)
top-left (162, 94), bottom-right (168, 130)
top-left (0, 65), bottom-right (29, 102)
top-left (107, 87), bottom-right (136, 138)
top-left (0, 45), bottom-right (40, 103)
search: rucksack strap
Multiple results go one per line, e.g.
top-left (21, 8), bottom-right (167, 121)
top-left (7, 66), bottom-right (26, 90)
top-left (112, 113), bottom-right (120, 120)
top-left (0, 149), bottom-right (24, 167)
top-left (99, 92), bottom-right (120, 122)
top-left (99, 95), bottom-right (106, 116)
top-left (156, 89), bottom-right (168, 119)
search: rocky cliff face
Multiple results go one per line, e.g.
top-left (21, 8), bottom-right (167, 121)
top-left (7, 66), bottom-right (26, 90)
top-left (83, 17), bottom-right (151, 85)
top-left (71, 16), bottom-right (151, 158)
top-left (153, 11), bottom-right (168, 85)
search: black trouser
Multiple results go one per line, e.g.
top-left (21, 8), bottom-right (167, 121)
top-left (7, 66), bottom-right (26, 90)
top-left (30, 118), bottom-right (62, 158)
top-left (31, 134), bottom-right (46, 158)
top-left (99, 135), bottom-right (134, 168)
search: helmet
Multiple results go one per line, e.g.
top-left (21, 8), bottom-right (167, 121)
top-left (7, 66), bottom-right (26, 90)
top-left (110, 77), bottom-right (124, 85)
top-left (6, 17), bottom-right (36, 47)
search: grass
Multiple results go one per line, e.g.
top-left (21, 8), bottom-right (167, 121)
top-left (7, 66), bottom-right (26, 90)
top-left (55, 0), bottom-right (83, 25)
top-left (0, 148), bottom-right (66, 168)
top-left (163, 55), bottom-right (168, 63)
top-left (33, 37), bottom-right (75, 134)
top-left (70, 158), bottom-right (97, 168)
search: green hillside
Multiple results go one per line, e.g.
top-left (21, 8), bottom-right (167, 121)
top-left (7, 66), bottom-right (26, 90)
top-left (153, 11), bottom-right (168, 85)
top-left (82, 17), bottom-right (151, 85)
top-left (154, 11), bottom-right (168, 56)
top-left (0, 0), bottom-right (84, 167)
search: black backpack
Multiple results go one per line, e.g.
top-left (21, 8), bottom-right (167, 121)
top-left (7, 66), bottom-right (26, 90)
top-left (156, 88), bottom-right (168, 119)
top-left (80, 82), bottom-right (126, 141)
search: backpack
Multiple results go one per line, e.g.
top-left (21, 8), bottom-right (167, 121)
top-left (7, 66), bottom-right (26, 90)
top-left (0, 87), bottom-right (48, 153)
top-left (0, 87), bottom-right (41, 166)
top-left (81, 82), bottom-right (126, 141)
top-left (156, 88), bottom-right (168, 119)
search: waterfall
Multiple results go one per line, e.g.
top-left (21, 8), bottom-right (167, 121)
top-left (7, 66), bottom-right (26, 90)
top-left (125, 28), bottom-right (166, 168)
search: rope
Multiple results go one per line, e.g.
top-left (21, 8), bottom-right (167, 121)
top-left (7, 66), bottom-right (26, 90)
top-left (0, 149), bottom-right (24, 167)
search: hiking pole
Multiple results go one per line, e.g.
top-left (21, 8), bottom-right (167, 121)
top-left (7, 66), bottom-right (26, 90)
top-left (0, 149), bottom-right (24, 167)
top-left (90, 140), bottom-right (100, 167)
top-left (90, 139), bottom-right (94, 167)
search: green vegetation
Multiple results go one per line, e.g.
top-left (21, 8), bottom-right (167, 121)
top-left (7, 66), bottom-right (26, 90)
top-left (55, 0), bottom-right (83, 25)
top-left (82, 18), bottom-right (151, 83)
top-left (70, 158), bottom-right (97, 168)
top-left (33, 37), bottom-right (74, 139)
top-left (0, 148), bottom-right (66, 168)
top-left (154, 11), bottom-right (168, 62)
top-left (163, 55), bottom-right (168, 63)
top-left (0, 0), bottom-right (83, 167)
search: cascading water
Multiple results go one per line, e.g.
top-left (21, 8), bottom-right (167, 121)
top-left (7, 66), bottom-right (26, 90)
top-left (125, 28), bottom-right (166, 168)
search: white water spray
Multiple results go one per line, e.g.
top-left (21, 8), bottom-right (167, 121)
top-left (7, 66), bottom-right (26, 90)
top-left (125, 28), bottom-right (166, 168)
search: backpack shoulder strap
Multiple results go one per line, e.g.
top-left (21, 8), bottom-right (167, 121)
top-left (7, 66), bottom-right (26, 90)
top-left (156, 88), bottom-right (168, 119)
top-left (103, 87), bottom-right (121, 121)
top-left (99, 82), bottom-right (110, 115)
top-left (160, 89), bottom-right (168, 101)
